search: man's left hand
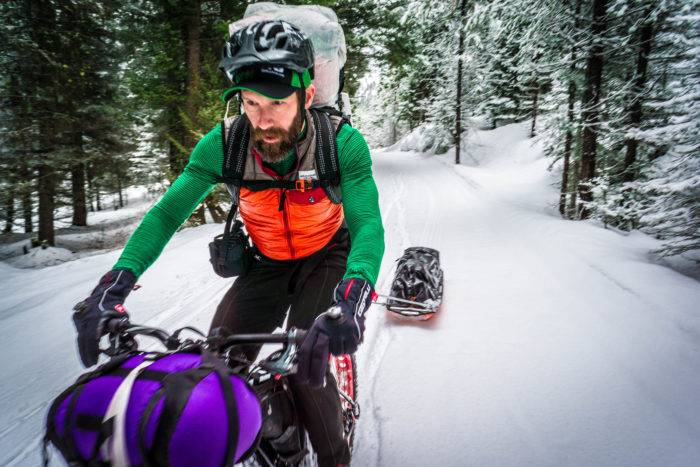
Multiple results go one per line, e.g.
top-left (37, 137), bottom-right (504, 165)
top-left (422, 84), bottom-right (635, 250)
top-left (296, 278), bottom-right (374, 387)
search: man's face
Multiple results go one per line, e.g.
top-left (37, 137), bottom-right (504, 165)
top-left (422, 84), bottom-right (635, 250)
top-left (242, 86), bottom-right (314, 163)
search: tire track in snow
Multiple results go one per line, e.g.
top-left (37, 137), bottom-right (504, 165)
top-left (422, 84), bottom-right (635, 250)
top-left (356, 151), bottom-right (460, 465)
top-left (6, 437), bottom-right (43, 467)
top-left (355, 162), bottom-right (408, 466)
top-left (0, 401), bottom-right (51, 467)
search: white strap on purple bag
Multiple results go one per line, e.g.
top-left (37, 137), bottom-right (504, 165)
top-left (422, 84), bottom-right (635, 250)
top-left (100, 357), bottom-right (157, 467)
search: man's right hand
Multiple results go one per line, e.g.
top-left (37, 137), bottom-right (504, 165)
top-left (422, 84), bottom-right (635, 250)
top-left (72, 269), bottom-right (136, 367)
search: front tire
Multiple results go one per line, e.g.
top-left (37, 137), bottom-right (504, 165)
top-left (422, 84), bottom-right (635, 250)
top-left (330, 354), bottom-right (359, 451)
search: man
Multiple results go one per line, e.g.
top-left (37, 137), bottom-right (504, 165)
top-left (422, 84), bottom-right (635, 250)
top-left (72, 20), bottom-right (384, 466)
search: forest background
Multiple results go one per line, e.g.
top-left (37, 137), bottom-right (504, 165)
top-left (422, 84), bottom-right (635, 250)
top-left (1, 0), bottom-right (698, 265)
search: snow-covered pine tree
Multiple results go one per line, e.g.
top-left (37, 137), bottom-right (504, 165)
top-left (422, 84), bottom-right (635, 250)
top-left (634, 0), bottom-right (700, 259)
top-left (355, 0), bottom-right (457, 152)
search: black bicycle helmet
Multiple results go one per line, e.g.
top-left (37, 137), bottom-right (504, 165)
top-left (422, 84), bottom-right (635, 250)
top-left (219, 20), bottom-right (315, 85)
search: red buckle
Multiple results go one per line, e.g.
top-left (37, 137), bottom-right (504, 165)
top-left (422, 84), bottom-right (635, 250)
top-left (295, 179), bottom-right (311, 192)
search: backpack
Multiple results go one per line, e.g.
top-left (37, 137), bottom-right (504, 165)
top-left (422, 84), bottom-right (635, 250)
top-left (44, 349), bottom-right (262, 467)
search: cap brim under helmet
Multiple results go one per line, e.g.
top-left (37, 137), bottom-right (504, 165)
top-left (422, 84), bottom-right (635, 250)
top-left (222, 67), bottom-right (312, 102)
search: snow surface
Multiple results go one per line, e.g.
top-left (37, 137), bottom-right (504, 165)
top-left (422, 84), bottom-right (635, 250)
top-left (1, 122), bottom-right (699, 466)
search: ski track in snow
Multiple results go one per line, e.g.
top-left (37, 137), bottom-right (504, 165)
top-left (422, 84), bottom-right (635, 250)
top-left (1, 122), bottom-right (699, 466)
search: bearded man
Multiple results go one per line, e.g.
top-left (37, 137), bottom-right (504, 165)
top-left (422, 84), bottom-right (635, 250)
top-left (72, 20), bottom-right (384, 467)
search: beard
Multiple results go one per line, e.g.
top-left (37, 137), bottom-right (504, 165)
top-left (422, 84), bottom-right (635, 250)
top-left (251, 107), bottom-right (305, 163)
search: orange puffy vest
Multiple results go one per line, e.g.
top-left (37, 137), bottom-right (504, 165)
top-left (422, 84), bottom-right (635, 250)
top-left (238, 150), bottom-right (344, 260)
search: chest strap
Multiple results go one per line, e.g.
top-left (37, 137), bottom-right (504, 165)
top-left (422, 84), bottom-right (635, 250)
top-left (241, 178), bottom-right (333, 192)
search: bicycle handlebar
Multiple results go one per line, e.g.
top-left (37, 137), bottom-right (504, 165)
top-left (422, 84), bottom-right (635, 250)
top-left (217, 330), bottom-right (306, 347)
top-left (103, 319), bottom-right (309, 376)
top-left (103, 318), bottom-right (306, 353)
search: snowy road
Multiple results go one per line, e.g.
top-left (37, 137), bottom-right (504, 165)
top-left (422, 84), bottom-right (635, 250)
top-left (1, 123), bottom-right (699, 466)
top-left (354, 124), bottom-right (700, 466)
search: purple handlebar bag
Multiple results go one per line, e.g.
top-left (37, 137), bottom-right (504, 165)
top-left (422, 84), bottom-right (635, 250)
top-left (44, 349), bottom-right (262, 466)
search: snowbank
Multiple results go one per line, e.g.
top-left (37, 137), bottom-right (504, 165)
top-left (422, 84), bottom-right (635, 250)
top-left (380, 116), bottom-right (501, 155)
top-left (8, 246), bottom-right (75, 268)
top-left (381, 123), bottom-right (451, 154)
top-left (0, 238), bottom-right (33, 260)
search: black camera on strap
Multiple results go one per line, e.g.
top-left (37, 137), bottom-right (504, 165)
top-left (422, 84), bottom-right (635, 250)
top-left (209, 204), bottom-right (253, 278)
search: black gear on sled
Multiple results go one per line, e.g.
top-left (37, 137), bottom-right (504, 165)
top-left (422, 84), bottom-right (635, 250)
top-left (386, 247), bottom-right (444, 318)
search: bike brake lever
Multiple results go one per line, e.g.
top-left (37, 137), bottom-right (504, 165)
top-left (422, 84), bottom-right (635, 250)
top-left (326, 305), bottom-right (342, 321)
top-left (262, 329), bottom-right (301, 376)
top-left (104, 329), bottom-right (137, 357)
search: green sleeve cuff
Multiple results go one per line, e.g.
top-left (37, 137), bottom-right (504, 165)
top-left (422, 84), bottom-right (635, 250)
top-left (343, 269), bottom-right (377, 287)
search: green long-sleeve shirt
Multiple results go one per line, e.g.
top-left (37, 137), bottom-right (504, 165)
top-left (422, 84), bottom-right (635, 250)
top-left (114, 122), bottom-right (384, 285)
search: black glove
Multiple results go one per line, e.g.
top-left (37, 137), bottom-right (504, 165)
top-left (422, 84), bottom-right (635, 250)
top-left (296, 278), bottom-right (374, 387)
top-left (72, 269), bottom-right (136, 367)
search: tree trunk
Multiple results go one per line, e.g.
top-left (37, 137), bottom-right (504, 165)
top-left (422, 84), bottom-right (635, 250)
top-left (578, 0), bottom-right (608, 219)
top-left (71, 162), bottom-right (88, 226)
top-left (95, 180), bottom-right (102, 211)
top-left (560, 121), bottom-right (572, 217)
top-left (22, 193), bottom-right (33, 233)
top-left (622, 3), bottom-right (656, 182)
top-left (219, 0), bottom-right (235, 21)
top-left (117, 173), bottom-right (124, 208)
top-left (37, 162), bottom-right (55, 246)
top-left (167, 138), bottom-right (181, 176)
top-left (72, 129), bottom-right (88, 225)
top-left (560, 0), bottom-right (581, 217)
top-left (88, 162), bottom-right (102, 211)
top-left (530, 85), bottom-right (539, 138)
top-left (19, 161), bottom-right (33, 233)
top-left (568, 158), bottom-right (580, 218)
top-left (205, 195), bottom-right (227, 223)
top-left (31, 0), bottom-right (57, 244)
top-left (454, 0), bottom-right (467, 165)
top-left (190, 204), bottom-right (206, 225)
top-left (4, 183), bottom-right (15, 233)
top-left (184, 0), bottom-right (210, 226)
top-left (184, 0), bottom-right (201, 152)
top-left (162, 2), bottom-right (188, 176)
top-left (86, 162), bottom-right (95, 212)
top-left (5, 74), bottom-right (19, 233)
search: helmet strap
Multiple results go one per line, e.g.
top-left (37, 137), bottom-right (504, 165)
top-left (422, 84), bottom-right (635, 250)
top-left (298, 80), bottom-right (306, 133)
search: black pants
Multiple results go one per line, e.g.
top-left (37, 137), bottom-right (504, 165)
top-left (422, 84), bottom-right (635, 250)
top-left (210, 228), bottom-right (351, 466)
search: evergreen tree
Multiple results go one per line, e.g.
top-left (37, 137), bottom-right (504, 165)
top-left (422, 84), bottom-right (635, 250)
top-left (1, 0), bottom-right (134, 243)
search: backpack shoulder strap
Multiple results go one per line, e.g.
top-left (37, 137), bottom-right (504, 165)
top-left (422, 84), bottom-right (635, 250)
top-left (219, 115), bottom-right (251, 188)
top-left (309, 108), bottom-right (342, 187)
top-left (311, 106), bottom-right (351, 134)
